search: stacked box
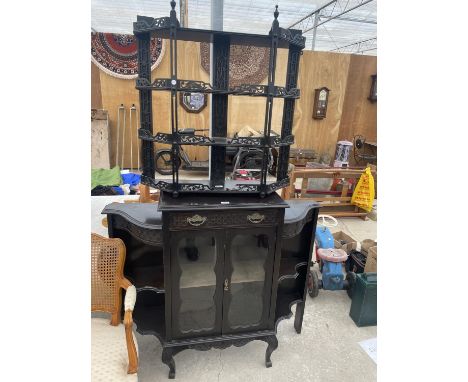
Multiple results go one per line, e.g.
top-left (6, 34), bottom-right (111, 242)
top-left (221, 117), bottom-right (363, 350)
top-left (364, 246), bottom-right (377, 273)
top-left (332, 231), bottom-right (358, 253)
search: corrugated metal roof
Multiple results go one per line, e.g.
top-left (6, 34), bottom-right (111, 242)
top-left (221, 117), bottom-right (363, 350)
top-left (91, 0), bottom-right (376, 55)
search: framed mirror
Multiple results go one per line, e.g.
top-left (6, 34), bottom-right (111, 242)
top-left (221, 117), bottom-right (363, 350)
top-left (180, 92), bottom-right (207, 113)
top-left (313, 87), bottom-right (330, 119)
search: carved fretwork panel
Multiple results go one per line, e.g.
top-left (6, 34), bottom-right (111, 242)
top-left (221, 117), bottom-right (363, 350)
top-left (210, 35), bottom-right (230, 187)
top-left (137, 33), bottom-right (155, 178)
top-left (277, 46), bottom-right (301, 180)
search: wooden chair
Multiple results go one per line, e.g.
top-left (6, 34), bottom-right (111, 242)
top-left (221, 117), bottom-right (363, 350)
top-left (91, 233), bottom-right (138, 381)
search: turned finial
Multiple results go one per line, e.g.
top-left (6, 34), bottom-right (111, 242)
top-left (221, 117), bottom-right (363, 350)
top-left (171, 1), bottom-right (176, 11)
top-left (274, 5), bottom-right (279, 19)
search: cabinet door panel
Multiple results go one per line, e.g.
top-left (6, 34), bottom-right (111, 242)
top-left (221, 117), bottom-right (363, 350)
top-left (171, 231), bottom-right (223, 339)
top-left (223, 229), bottom-right (275, 333)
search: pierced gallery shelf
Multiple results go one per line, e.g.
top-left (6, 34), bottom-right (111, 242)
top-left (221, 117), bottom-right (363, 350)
top-left (141, 176), bottom-right (290, 195)
top-left (138, 129), bottom-right (294, 147)
top-left (133, 16), bottom-right (305, 49)
top-left (135, 79), bottom-right (300, 99)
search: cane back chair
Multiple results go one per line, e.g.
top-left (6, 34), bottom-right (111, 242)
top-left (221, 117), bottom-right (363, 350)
top-left (91, 233), bottom-right (138, 381)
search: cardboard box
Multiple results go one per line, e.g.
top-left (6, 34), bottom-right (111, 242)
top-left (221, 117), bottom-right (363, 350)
top-left (361, 239), bottom-right (377, 254)
top-left (333, 231), bottom-right (358, 253)
top-left (364, 246), bottom-right (377, 273)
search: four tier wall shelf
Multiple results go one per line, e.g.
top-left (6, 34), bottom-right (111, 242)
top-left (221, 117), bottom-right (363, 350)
top-left (102, 2), bottom-right (320, 379)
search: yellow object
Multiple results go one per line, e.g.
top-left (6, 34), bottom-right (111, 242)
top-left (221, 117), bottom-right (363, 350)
top-left (351, 167), bottom-right (375, 212)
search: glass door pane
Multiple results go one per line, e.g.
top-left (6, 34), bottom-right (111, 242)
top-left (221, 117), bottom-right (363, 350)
top-left (224, 230), bottom-right (273, 331)
top-left (172, 233), bottom-right (220, 337)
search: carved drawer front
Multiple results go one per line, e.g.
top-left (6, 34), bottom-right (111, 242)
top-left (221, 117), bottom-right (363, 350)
top-left (169, 209), bottom-right (278, 230)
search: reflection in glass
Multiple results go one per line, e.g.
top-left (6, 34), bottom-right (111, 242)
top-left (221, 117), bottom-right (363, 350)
top-left (228, 233), bottom-right (269, 328)
top-left (177, 235), bottom-right (217, 333)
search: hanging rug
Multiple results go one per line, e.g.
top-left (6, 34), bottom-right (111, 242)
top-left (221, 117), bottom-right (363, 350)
top-left (200, 42), bottom-right (269, 87)
top-left (91, 32), bottom-right (165, 79)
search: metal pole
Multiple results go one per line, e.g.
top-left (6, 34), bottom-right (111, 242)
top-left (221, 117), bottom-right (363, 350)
top-left (304, 0), bottom-right (375, 34)
top-left (211, 0), bottom-right (223, 31)
top-left (311, 13), bottom-right (320, 51)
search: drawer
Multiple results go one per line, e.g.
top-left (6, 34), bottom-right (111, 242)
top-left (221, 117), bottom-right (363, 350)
top-left (169, 209), bottom-right (279, 230)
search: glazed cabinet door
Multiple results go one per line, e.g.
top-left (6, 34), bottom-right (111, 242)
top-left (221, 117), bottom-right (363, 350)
top-left (170, 231), bottom-right (224, 339)
top-left (222, 228), bottom-right (276, 334)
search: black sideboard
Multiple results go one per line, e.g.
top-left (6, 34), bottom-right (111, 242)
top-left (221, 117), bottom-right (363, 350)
top-left (103, 193), bottom-right (318, 378)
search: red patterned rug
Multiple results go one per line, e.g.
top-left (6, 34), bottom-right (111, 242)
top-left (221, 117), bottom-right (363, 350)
top-left (200, 42), bottom-right (270, 87)
top-left (91, 32), bottom-right (165, 79)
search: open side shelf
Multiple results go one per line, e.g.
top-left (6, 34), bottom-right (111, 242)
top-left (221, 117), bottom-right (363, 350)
top-left (133, 289), bottom-right (166, 342)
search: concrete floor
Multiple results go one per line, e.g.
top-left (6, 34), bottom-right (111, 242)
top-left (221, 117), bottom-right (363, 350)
top-left (92, 195), bottom-right (377, 381)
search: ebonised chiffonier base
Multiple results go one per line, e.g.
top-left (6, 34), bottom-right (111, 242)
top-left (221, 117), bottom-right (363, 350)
top-left (103, 195), bottom-right (318, 379)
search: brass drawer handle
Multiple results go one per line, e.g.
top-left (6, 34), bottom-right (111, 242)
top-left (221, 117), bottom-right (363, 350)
top-left (247, 212), bottom-right (265, 224)
top-left (187, 214), bottom-right (207, 226)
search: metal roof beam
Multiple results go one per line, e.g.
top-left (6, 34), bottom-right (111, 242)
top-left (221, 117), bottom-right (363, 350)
top-left (303, 0), bottom-right (375, 33)
top-left (288, 0), bottom-right (376, 32)
top-left (331, 37), bottom-right (377, 53)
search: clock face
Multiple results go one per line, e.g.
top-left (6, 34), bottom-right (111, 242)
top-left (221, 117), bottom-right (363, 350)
top-left (319, 90), bottom-right (327, 101)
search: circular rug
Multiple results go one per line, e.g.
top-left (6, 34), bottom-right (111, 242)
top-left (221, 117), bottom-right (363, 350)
top-left (200, 42), bottom-right (270, 87)
top-left (91, 32), bottom-right (165, 79)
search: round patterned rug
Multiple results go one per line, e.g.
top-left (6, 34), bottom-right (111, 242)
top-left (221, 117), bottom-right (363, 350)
top-left (91, 32), bottom-right (165, 79)
top-left (200, 42), bottom-right (270, 87)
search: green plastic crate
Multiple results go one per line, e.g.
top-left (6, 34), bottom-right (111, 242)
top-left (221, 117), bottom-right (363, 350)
top-left (349, 272), bottom-right (377, 327)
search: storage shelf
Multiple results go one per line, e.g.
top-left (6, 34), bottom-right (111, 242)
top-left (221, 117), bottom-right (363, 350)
top-left (138, 129), bottom-right (294, 147)
top-left (126, 265), bottom-right (165, 290)
top-left (275, 287), bottom-right (303, 326)
top-left (278, 257), bottom-right (308, 281)
top-left (135, 79), bottom-right (300, 99)
top-left (133, 289), bottom-right (166, 341)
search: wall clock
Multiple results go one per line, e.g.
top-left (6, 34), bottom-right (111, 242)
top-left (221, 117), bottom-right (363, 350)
top-left (313, 87), bottom-right (330, 119)
top-left (180, 92), bottom-right (207, 113)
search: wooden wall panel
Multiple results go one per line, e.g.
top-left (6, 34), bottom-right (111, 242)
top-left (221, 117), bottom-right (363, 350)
top-left (91, 62), bottom-right (102, 109)
top-left (293, 51), bottom-right (351, 162)
top-left (338, 55), bottom-right (377, 143)
top-left (99, 40), bottom-right (211, 168)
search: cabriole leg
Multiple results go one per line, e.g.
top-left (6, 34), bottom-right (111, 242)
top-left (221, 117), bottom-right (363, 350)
top-left (265, 335), bottom-right (278, 368)
top-left (162, 347), bottom-right (176, 379)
